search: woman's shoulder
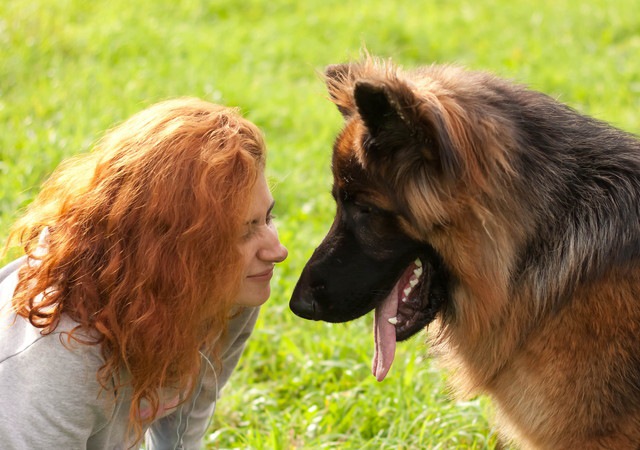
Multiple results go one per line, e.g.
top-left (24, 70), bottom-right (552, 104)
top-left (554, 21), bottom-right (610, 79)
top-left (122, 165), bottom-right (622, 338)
top-left (0, 261), bottom-right (116, 445)
top-left (0, 256), bottom-right (26, 284)
top-left (0, 308), bottom-right (102, 369)
top-left (0, 257), bottom-right (103, 372)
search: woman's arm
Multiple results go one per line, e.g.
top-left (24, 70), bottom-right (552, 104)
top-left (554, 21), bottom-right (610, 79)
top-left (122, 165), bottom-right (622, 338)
top-left (145, 306), bottom-right (260, 450)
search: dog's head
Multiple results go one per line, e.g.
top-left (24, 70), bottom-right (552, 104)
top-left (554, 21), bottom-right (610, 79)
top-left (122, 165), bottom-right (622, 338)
top-left (289, 59), bottom-right (515, 379)
top-left (289, 143), bottom-right (448, 331)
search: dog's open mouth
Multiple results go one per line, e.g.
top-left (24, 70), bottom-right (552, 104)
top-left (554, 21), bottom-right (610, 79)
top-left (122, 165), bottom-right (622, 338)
top-left (373, 256), bottom-right (446, 381)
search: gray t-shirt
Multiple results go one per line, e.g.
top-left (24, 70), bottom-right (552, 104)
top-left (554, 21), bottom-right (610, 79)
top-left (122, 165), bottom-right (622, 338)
top-left (0, 257), bottom-right (259, 449)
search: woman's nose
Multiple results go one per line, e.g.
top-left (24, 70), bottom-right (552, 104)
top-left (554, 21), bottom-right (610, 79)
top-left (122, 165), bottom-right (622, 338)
top-left (259, 226), bottom-right (288, 263)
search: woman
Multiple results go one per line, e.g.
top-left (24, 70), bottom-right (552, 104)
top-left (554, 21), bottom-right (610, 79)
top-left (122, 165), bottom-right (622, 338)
top-left (0, 98), bottom-right (288, 449)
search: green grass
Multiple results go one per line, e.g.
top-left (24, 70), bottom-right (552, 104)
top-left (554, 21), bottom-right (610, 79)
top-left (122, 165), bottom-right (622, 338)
top-left (2, 0), bottom-right (640, 448)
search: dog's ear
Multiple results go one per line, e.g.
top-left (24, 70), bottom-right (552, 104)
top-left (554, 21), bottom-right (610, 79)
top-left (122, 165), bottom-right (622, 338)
top-left (325, 64), bottom-right (358, 118)
top-left (353, 79), bottom-right (462, 180)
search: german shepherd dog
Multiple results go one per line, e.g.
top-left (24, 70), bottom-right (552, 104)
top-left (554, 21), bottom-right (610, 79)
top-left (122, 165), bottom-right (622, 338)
top-left (289, 57), bottom-right (640, 449)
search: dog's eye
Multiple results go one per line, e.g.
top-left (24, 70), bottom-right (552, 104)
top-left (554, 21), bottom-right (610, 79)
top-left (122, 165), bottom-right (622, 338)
top-left (355, 203), bottom-right (373, 214)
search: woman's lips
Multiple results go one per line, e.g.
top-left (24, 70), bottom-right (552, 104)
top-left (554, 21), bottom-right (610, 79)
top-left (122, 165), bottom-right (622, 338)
top-left (247, 267), bottom-right (274, 281)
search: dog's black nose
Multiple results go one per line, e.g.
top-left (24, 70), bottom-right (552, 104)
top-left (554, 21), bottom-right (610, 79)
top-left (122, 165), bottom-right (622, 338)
top-left (289, 269), bottom-right (323, 320)
top-left (289, 295), bottom-right (317, 320)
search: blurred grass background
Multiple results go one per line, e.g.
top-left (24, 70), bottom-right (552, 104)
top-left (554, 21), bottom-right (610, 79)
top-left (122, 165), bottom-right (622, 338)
top-left (1, 0), bottom-right (639, 448)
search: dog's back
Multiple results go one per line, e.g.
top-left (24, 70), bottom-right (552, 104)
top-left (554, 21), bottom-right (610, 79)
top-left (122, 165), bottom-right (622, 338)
top-left (405, 63), bottom-right (640, 449)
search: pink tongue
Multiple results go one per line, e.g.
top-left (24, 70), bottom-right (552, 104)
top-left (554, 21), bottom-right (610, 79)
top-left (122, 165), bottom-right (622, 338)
top-left (372, 283), bottom-right (399, 381)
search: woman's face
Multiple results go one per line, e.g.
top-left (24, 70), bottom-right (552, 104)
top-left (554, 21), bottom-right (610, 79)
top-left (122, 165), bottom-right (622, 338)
top-left (235, 173), bottom-right (288, 307)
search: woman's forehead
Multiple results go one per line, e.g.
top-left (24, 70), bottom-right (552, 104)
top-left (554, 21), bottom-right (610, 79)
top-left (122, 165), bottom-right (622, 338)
top-left (247, 174), bottom-right (273, 216)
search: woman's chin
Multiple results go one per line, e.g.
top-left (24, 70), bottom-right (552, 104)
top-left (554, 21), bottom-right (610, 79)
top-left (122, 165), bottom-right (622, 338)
top-left (234, 288), bottom-right (272, 308)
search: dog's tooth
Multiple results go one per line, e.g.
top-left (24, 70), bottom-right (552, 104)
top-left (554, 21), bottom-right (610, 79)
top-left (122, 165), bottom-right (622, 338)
top-left (401, 296), bottom-right (408, 302)
top-left (413, 267), bottom-right (423, 277)
top-left (387, 317), bottom-right (398, 325)
top-left (403, 287), bottom-right (412, 296)
top-left (409, 277), bottom-right (418, 287)
top-left (415, 258), bottom-right (422, 268)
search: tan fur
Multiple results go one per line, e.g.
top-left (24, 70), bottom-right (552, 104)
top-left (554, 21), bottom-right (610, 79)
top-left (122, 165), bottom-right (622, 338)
top-left (326, 58), bottom-right (640, 448)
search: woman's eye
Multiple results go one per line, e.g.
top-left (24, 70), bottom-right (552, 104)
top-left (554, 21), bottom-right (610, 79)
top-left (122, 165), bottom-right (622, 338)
top-left (243, 214), bottom-right (276, 240)
top-left (266, 213), bottom-right (275, 224)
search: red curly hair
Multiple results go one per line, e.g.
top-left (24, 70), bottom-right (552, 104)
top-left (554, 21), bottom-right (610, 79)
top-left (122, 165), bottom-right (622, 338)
top-left (7, 97), bottom-right (265, 438)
